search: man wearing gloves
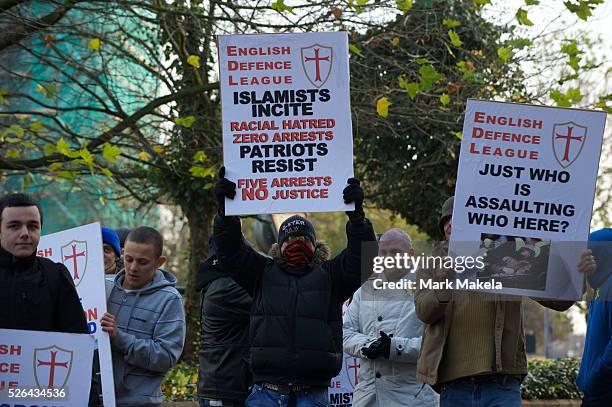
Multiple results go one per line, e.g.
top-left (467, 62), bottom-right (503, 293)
top-left (101, 226), bottom-right (185, 406)
top-left (343, 228), bottom-right (438, 406)
top-left (213, 168), bottom-right (376, 407)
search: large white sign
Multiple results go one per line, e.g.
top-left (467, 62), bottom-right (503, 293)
top-left (38, 222), bottom-right (115, 406)
top-left (0, 328), bottom-right (94, 406)
top-left (218, 32), bottom-right (355, 215)
top-left (450, 99), bottom-right (607, 300)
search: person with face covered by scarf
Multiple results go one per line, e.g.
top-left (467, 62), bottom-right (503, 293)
top-left (213, 167), bottom-right (376, 407)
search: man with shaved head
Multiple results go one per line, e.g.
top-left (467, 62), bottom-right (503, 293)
top-left (343, 228), bottom-right (438, 406)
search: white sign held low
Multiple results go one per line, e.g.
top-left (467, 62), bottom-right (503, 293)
top-left (38, 222), bottom-right (115, 406)
top-left (0, 328), bottom-right (94, 406)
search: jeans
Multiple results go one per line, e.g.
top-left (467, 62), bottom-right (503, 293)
top-left (440, 375), bottom-right (521, 407)
top-left (246, 384), bottom-right (329, 407)
top-left (200, 399), bottom-right (243, 407)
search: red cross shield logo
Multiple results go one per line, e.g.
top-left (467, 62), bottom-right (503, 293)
top-left (344, 356), bottom-right (360, 389)
top-left (33, 345), bottom-right (73, 392)
top-left (61, 240), bottom-right (88, 286)
top-left (301, 44), bottom-right (333, 88)
top-left (552, 121), bottom-right (587, 169)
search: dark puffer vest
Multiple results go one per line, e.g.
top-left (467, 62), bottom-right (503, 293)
top-left (214, 214), bottom-right (376, 386)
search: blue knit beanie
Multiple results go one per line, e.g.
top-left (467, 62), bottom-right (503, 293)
top-left (102, 226), bottom-right (121, 257)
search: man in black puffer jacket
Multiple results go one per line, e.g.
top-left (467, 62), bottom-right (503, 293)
top-left (213, 168), bottom-right (376, 407)
top-left (0, 193), bottom-right (87, 333)
top-left (197, 236), bottom-right (253, 407)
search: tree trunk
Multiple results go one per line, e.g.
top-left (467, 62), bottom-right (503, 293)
top-left (181, 203), bottom-right (214, 363)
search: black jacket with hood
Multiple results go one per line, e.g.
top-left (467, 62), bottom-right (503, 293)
top-left (0, 246), bottom-right (87, 333)
top-left (196, 253), bottom-right (252, 402)
top-left (213, 214), bottom-right (376, 387)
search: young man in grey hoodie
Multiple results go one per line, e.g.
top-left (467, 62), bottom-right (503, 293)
top-left (101, 226), bottom-right (186, 407)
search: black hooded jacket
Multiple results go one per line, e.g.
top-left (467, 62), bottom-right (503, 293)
top-left (213, 214), bottom-right (376, 387)
top-left (197, 254), bottom-right (252, 402)
top-left (0, 246), bottom-right (87, 333)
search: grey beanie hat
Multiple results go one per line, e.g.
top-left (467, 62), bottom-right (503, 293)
top-left (438, 196), bottom-right (454, 236)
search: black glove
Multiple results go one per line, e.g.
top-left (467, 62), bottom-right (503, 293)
top-left (213, 166), bottom-right (236, 214)
top-left (343, 178), bottom-right (365, 222)
top-left (361, 331), bottom-right (392, 360)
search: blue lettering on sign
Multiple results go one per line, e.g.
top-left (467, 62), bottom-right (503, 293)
top-left (88, 321), bottom-right (97, 334)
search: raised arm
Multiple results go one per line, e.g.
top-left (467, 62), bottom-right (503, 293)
top-left (213, 167), bottom-right (268, 294)
top-left (327, 179), bottom-right (377, 301)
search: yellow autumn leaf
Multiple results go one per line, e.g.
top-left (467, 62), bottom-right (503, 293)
top-left (390, 37), bottom-right (400, 47)
top-left (88, 38), bottom-right (101, 51)
top-left (376, 97), bottom-right (391, 118)
top-left (187, 55), bottom-right (200, 68)
top-left (138, 151), bottom-right (151, 161)
top-left (152, 146), bottom-right (164, 154)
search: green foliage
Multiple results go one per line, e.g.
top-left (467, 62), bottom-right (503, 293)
top-left (448, 30), bottom-right (463, 47)
top-left (419, 65), bottom-right (444, 91)
top-left (349, 43), bottom-right (364, 57)
top-left (271, 0), bottom-right (294, 14)
top-left (515, 8), bottom-right (534, 26)
top-left (497, 46), bottom-right (513, 63)
top-left (0, 88), bottom-right (8, 105)
top-left (595, 93), bottom-right (612, 113)
top-left (189, 165), bottom-right (216, 178)
top-left (550, 88), bottom-right (582, 107)
top-left (564, 0), bottom-right (604, 21)
top-left (161, 362), bottom-right (198, 401)
top-left (174, 116), bottom-right (197, 128)
top-left (35, 83), bottom-right (58, 99)
top-left (396, 0), bottom-right (414, 11)
top-left (350, 0), bottom-right (527, 237)
top-left (443, 18), bottom-right (461, 28)
top-left (102, 143), bottom-right (122, 163)
top-left (521, 358), bottom-right (582, 400)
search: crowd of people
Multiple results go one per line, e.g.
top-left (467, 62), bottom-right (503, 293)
top-left (0, 172), bottom-right (610, 407)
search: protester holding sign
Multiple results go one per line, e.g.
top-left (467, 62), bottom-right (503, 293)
top-left (213, 168), bottom-right (376, 407)
top-left (101, 226), bottom-right (186, 407)
top-left (0, 193), bottom-right (88, 333)
top-left (415, 196), bottom-right (596, 407)
top-left (343, 228), bottom-right (438, 407)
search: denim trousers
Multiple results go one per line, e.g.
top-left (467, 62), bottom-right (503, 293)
top-left (440, 375), bottom-right (521, 407)
top-left (245, 383), bottom-right (329, 407)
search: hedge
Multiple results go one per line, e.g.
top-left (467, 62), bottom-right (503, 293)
top-left (521, 358), bottom-right (582, 400)
top-left (162, 358), bottom-right (583, 402)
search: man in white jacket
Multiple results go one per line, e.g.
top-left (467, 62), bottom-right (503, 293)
top-left (343, 228), bottom-right (438, 407)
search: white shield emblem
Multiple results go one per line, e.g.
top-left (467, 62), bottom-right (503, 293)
top-left (61, 240), bottom-right (88, 286)
top-left (552, 121), bottom-right (587, 168)
top-left (301, 44), bottom-right (333, 88)
top-left (344, 356), bottom-right (360, 389)
top-left (33, 345), bottom-right (73, 392)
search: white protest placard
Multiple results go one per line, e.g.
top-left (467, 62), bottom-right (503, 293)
top-left (329, 353), bottom-right (359, 407)
top-left (38, 222), bottom-right (115, 406)
top-left (450, 99), bottom-right (607, 300)
top-left (0, 328), bottom-right (94, 406)
top-left (328, 300), bottom-right (358, 407)
top-left (218, 32), bottom-right (355, 215)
